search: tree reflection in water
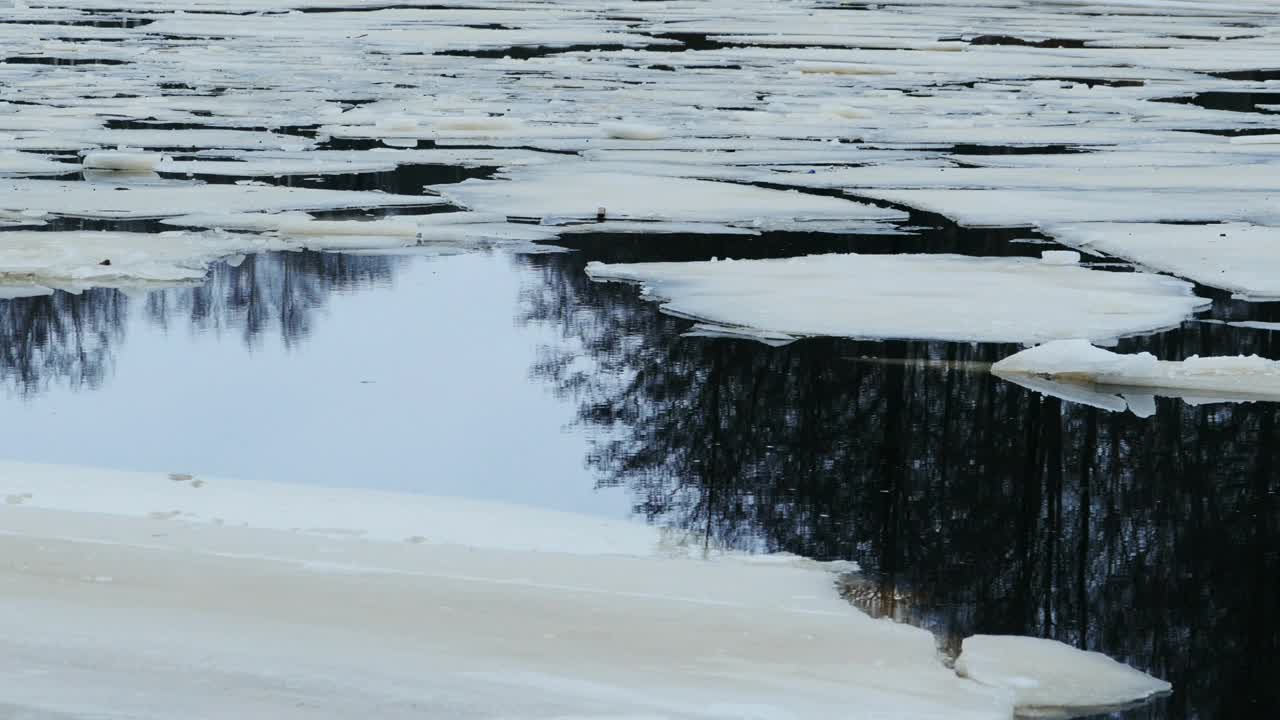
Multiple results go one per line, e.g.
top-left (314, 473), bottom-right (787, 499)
top-left (0, 251), bottom-right (402, 395)
top-left (520, 250), bottom-right (1279, 720)
top-left (145, 252), bottom-right (401, 348)
top-left (0, 288), bottom-right (125, 395)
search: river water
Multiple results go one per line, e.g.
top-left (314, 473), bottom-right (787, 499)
top-left (1, 218), bottom-right (1275, 719)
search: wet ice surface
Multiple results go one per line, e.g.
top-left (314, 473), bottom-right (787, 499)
top-left (2, 0), bottom-right (1279, 718)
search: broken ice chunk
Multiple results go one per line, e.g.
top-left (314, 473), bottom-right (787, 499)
top-left (82, 151), bottom-right (166, 172)
top-left (992, 339), bottom-right (1280, 400)
top-left (955, 635), bottom-right (1170, 716)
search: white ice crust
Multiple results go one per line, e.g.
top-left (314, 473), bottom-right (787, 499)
top-left (587, 254), bottom-right (1208, 344)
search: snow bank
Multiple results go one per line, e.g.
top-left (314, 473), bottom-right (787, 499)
top-left (992, 339), bottom-right (1280, 400)
top-left (586, 253), bottom-right (1208, 344)
top-left (956, 635), bottom-right (1171, 715)
top-left (0, 230), bottom-right (288, 287)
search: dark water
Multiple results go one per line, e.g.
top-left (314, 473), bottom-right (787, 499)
top-left (522, 250), bottom-right (1279, 720)
top-left (0, 234), bottom-right (1276, 719)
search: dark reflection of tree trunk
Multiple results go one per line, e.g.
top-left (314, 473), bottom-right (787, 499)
top-left (519, 250), bottom-right (1280, 720)
top-left (1077, 409), bottom-right (1095, 649)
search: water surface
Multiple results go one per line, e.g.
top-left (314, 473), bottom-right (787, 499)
top-left (0, 239), bottom-right (1275, 719)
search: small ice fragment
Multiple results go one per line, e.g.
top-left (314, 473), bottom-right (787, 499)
top-left (1040, 250), bottom-right (1080, 265)
top-left (992, 339), bottom-right (1280, 399)
top-left (82, 151), bottom-right (165, 172)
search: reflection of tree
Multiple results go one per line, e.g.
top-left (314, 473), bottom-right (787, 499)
top-left (520, 251), bottom-right (1279, 720)
top-left (0, 289), bottom-right (126, 396)
top-left (144, 251), bottom-right (400, 348)
top-left (0, 251), bottom-right (402, 395)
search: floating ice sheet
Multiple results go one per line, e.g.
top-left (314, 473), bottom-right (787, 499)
top-left (0, 215), bottom-right (563, 288)
top-left (0, 230), bottom-right (287, 287)
top-left (439, 169), bottom-right (904, 229)
top-left (0, 225), bottom-right (527, 288)
top-left (0, 461), bottom-right (1016, 720)
top-left (992, 339), bottom-right (1280, 402)
top-left (0, 180), bottom-right (438, 219)
top-left (0, 151), bottom-right (78, 176)
top-left (586, 253), bottom-right (1208, 344)
top-left (956, 635), bottom-right (1171, 717)
top-left (1043, 222), bottom-right (1280, 299)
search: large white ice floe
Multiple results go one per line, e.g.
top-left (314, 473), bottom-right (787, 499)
top-left (0, 230), bottom-right (287, 287)
top-left (956, 635), bottom-right (1171, 717)
top-left (0, 215), bottom-right (566, 288)
top-left (437, 168), bottom-right (905, 230)
top-left (0, 461), bottom-right (1016, 720)
top-left (586, 253), bottom-right (1209, 344)
top-left (1042, 222), bottom-right (1280, 300)
top-left (82, 150), bottom-right (167, 173)
top-left (854, 189), bottom-right (1280, 228)
top-left (992, 339), bottom-right (1280, 406)
top-left (0, 180), bottom-right (438, 219)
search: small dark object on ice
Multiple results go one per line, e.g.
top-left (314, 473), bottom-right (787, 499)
top-left (99, 259), bottom-right (112, 266)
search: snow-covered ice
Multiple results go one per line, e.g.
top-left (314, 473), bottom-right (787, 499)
top-left (586, 254), bottom-right (1208, 344)
top-left (0, 230), bottom-right (287, 287)
top-left (0, 461), bottom-right (1018, 720)
top-left (0, 180), bottom-right (438, 220)
top-left (1042, 222), bottom-right (1280, 299)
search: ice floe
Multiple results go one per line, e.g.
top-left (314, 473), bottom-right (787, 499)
top-left (439, 168), bottom-right (904, 229)
top-left (0, 180), bottom-right (437, 219)
top-left (992, 339), bottom-right (1280, 404)
top-left (0, 150), bottom-right (78, 176)
top-left (956, 635), bottom-right (1171, 717)
top-left (0, 230), bottom-right (287, 287)
top-left (82, 150), bottom-right (166, 173)
top-left (586, 253), bottom-right (1208, 344)
top-left (0, 460), bottom-right (1015, 720)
